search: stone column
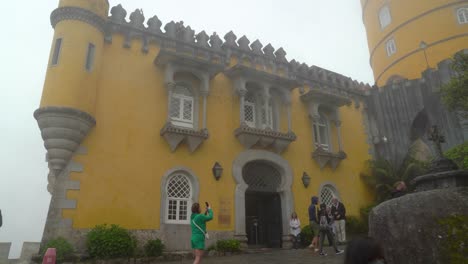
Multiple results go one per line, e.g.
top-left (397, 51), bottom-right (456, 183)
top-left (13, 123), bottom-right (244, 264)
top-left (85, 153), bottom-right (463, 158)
top-left (201, 91), bottom-right (208, 129)
top-left (284, 93), bottom-right (292, 132)
top-left (166, 82), bottom-right (176, 122)
top-left (335, 120), bottom-right (343, 152)
top-left (239, 88), bottom-right (247, 125)
top-left (310, 114), bottom-right (320, 150)
top-left (262, 84), bottom-right (271, 128)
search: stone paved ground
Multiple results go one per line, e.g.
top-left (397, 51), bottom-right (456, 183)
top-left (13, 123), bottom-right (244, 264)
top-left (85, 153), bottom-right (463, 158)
top-left (159, 248), bottom-right (345, 264)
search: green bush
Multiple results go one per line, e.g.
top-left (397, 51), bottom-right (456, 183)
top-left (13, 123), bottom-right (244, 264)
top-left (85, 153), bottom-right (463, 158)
top-left (144, 239), bottom-right (164, 257)
top-left (41, 237), bottom-right (74, 263)
top-left (299, 225), bottom-right (314, 247)
top-left (215, 239), bottom-right (241, 253)
top-left (445, 142), bottom-right (468, 169)
top-left (346, 216), bottom-right (368, 235)
top-left (86, 224), bottom-right (136, 259)
top-left (438, 215), bottom-right (468, 264)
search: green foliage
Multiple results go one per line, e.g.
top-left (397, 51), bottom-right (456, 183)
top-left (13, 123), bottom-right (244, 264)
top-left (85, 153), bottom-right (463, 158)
top-left (41, 237), bottom-right (74, 263)
top-left (215, 239), bottom-right (241, 253)
top-left (144, 239), bottom-right (164, 257)
top-left (360, 203), bottom-right (376, 229)
top-left (299, 224), bottom-right (314, 247)
top-left (346, 216), bottom-right (368, 235)
top-left (360, 158), bottom-right (428, 202)
top-left (86, 224), bottom-right (136, 259)
top-left (444, 142), bottom-right (468, 169)
top-left (441, 52), bottom-right (468, 112)
top-left (438, 215), bottom-right (468, 264)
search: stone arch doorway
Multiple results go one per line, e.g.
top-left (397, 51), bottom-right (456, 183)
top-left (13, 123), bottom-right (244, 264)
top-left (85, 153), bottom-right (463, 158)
top-left (232, 150), bottom-right (294, 248)
top-left (243, 161), bottom-right (282, 247)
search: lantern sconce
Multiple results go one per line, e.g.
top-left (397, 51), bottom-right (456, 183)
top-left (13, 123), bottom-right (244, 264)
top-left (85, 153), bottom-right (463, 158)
top-left (212, 162), bottom-right (223, 181)
top-left (302, 172), bottom-right (311, 188)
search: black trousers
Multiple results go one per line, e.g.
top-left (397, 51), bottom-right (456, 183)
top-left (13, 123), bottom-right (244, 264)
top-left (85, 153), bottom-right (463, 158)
top-left (319, 228), bottom-right (339, 252)
top-left (291, 234), bottom-right (300, 249)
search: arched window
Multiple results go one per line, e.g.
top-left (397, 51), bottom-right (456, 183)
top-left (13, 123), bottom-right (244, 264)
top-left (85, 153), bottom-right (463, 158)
top-left (244, 93), bottom-right (256, 128)
top-left (313, 114), bottom-right (330, 151)
top-left (379, 5), bottom-right (392, 29)
top-left (386, 38), bottom-right (396, 57)
top-left (320, 184), bottom-right (339, 207)
top-left (166, 173), bottom-right (192, 223)
top-left (457, 7), bottom-right (468, 24)
top-left (170, 85), bottom-right (194, 128)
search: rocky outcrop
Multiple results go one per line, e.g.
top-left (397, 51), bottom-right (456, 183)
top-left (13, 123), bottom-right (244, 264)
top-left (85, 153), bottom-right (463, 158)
top-left (369, 186), bottom-right (468, 264)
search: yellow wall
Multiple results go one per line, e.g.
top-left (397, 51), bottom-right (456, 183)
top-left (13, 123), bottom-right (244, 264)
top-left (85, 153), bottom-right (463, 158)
top-left (44, 0), bottom-right (373, 232)
top-left (361, 0), bottom-right (468, 86)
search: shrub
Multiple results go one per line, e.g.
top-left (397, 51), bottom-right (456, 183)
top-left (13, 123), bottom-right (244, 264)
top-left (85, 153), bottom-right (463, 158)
top-left (438, 215), bottom-right (468, 264)
top-left (144, 239), bottom-right (164, 257)
top-left (299, 224), bottom-right (314, 247)
top-left (346, 216), bottom-right (368, 235)
top-left (86, 224), bottom-right (136, 259)
top-left (445, 142), bottom-right (468, 169)
top-left (41, 237), bottom-right (74, 263)
top-left (215, 239), bottom-right (241, 253)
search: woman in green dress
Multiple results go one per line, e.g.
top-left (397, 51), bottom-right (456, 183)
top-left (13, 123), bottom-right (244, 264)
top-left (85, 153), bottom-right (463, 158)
top-left (191, 202), bottom-right (213, 264)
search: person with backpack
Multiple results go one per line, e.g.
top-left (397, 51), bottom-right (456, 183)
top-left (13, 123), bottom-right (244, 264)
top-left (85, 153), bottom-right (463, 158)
top-left (318, 203), bottom-right (344, 256)
top-left (191, 202), bottom-right (213, 264)
top-left (307, 196), bottom-right (320, 251)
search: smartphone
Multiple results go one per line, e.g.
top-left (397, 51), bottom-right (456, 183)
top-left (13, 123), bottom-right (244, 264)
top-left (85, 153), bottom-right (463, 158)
top-left (205, 202), bottom-right (209, 207)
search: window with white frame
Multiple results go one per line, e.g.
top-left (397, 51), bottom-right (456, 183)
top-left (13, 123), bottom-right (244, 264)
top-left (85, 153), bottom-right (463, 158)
top-left (166, 173), bottom-right (192, 223)
top-left (320, 185), bottom-right (339, 207)
top-left (313, 114), bottom-right (330, 151)
top-left (379, 5), bottom-right (392, 29)
top-left (170, 85), bottom-right (194, 128)
top-left (386, 38), bottom-right (396, 56)
top-left (457, 7), bottom-right (468, 24)
top-left (244, 93), bottom-right (256, 128)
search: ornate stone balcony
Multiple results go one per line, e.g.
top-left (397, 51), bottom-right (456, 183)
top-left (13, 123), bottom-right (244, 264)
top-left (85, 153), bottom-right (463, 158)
top-left (312, 147), bottom-right (347, 170)
top-left (234, 124), bottom-right (296, 153)
top-left (160, 122), bottom-right (209, 152)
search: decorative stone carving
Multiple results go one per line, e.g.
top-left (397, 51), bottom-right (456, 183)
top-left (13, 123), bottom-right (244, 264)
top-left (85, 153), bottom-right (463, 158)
top-left (223, 31), bottom-right (238, 47)
top-left (209, 33), bottom-right (222, 50)
top-left (147, 15), bottom-right (162, 33)
top-left (263, 44), bottom-right (275, 59)
top-left (164, 21), bottom-right (177, 38)
top-left (160, 122), bottom-right (209, 152)
top-left (234, 124), bottom-right (296, 153)
top-left (312, 147), bottom-right (347, 170)
top-left (34, 107), bottom-right (96, 188)
top-left (274, 48), bottom-right (287, 63)
top-left (250, 40), bottom-right (263, 55)
top-left (196, 31), bottom-right (209, 47)
top-left (51, 7), bottom-right (107, 33)
top-left (110, 4), bottom-right (127, 23)
top-left (237, 36), bottom-right (250, 51)
top-left (129, 9), bottom-right (145, 29)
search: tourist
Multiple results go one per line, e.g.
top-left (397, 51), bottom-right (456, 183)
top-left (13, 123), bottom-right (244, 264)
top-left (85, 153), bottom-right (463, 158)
top-left (390, 181), bottom-right (407, 199)
top-left (191, 202), bottom-right (213, 264)
top-left (344, 237), bottom-right (386, 264)
top-left (331, 197), bottom-right (347, 244)
top-left (307, 196), bottom-right (320, 251)
top-left (318, 203), bottom-right (344, 256)
top-left (289, 212), bottom-right (301, 249)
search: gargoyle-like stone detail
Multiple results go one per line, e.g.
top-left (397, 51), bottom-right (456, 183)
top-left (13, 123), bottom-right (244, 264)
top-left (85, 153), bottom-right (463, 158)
top-left (147, 15), bottom-right (162, 33)
top-left (234, 125), bottom-right (296, 153)
top-left (34, 106), bottom-right (96, 183)
top-left (160, 123), bottom-right (209, 152)
top-left (312, 147), bottom-right (347, 170)
top-left (237, 36), bottom-right (250, 51)
top-left (129, 9), bottom-right (145, 29)
top-left (110, 4), bottom-right (127, 23)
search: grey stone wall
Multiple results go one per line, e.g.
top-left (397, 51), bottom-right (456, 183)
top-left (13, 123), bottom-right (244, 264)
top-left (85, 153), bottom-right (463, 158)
top-left (366, 55), bottom-right (467, 165)
top-left (0, 242), bottom-right (40, 264)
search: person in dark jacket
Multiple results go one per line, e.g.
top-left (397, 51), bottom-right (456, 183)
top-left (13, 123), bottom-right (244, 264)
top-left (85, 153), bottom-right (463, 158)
top-left (318, 203), bottom-right (344, 256)
top-left (331, 197), bottom-right (346, 244)
top-left (307, 196), bottom-right (319, 251)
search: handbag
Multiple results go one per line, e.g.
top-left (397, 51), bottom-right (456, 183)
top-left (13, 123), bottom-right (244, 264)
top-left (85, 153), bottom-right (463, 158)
top-left (192, 220), bottom-right (210, 240)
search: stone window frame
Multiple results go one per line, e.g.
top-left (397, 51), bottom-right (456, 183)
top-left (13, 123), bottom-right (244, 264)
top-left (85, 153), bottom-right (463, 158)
top-left (379, 5), bottom-right (392, 30)
top-left (457, 7), bottom-right (468, 24)
top-left (243, 87), bottom-right (280, 131)
top-left (386, 38), bottom-right (396, 57)
top-left (313, 112), bottom-right (332, 151)
top-left (169, 82), bottom-right (197, 129)
top-left (50, 37), bottom-right (63, 67)
top-left (85, 43), bottom-right (96, 72)
top-left (319, 182), bottom-right (341, 207)
top-left (160, 167), bottom-right (200, 225)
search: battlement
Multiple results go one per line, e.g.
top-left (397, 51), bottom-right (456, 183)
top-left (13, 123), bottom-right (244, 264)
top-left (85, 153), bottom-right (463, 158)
top-left (50, 3), bottom-right (371, 99)
top-left (0, 242), bottom-right (40, 264)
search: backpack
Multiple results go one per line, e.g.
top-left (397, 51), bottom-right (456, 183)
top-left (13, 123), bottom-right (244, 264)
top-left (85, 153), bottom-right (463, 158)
top-left (319, 214), bottom-right (329, 230)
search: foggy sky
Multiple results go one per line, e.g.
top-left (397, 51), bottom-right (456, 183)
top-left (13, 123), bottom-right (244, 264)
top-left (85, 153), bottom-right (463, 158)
top-left (0, 0), bottom-right (373, 258)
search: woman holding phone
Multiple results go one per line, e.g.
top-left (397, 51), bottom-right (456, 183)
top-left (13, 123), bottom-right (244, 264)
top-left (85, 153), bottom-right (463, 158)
top-left (190, 202), bottom-right (213, 264)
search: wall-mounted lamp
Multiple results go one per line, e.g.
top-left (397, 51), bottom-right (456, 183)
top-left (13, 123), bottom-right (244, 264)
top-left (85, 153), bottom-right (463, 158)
top-left (212, 162), bottom-right (223, 181)
top-left (302, 172), bottom-right (311, 188)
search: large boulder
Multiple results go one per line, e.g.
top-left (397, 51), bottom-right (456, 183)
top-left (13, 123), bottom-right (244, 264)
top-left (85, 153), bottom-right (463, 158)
top-left (369, 187), bottom-right (468, 264)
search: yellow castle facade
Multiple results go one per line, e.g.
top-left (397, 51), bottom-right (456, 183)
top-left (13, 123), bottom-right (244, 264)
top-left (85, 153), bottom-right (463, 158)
top-left (36, 0), bottom-right (374, 250)
top-left (361, 0), bottom-right (468, 86)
